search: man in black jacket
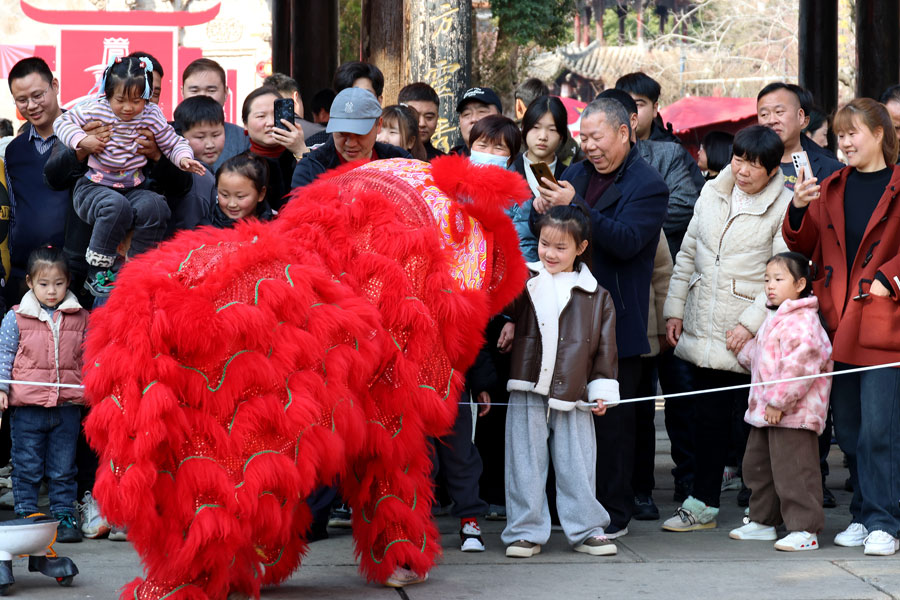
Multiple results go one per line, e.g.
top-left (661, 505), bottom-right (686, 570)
top-left (291, 88), bottom-right (411, 190)
top-left (757, 82), bottom-right (843, 191)
top-left (615, 72), bottom-right (680, 144)
top-left (530, 97), bottom-right (669, 537)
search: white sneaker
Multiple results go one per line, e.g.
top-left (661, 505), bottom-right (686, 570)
top-left (108, 526), bottom-right (128, 541)
top-left (78, 491), bottom-right (110, 539)
top-left (384, 566), bottom-right (428, 588)
top-left (775, 531), bottom-right (819, 551)
top-left (729, 521), bottom-right (777, 540)
top-left (834, 522), bottom-right (868, 547)
top-left (459, 521), bottom-right (485, 552)
top-left (864, 530), bottom-right (899, 556)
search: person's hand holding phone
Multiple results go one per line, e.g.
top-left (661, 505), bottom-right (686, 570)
top-left (792, 167), bottom-right (820, 209)
top-left (535, 179), bottom-right (576, 213)
top-left (273, 98), bottom-right (307, 158)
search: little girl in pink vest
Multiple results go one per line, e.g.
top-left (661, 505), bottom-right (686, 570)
top-left (0, 246), bottom-right (88, 543)
top-left (729, 251), bottom-right (833, 551)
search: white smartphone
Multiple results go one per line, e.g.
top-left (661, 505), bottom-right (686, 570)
top-left (791, 151), bottom-right (812, 181)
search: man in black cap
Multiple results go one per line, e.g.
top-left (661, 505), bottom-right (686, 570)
top-left (450, 87), bottom-right (503, 156)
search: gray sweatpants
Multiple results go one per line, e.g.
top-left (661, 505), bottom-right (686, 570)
top-left (502, 391), bottom-right (611, 546)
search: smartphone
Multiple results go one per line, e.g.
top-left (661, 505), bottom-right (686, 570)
top-left (791, 151), bottom-right (812, 181)
top-left (529, 162), bottom-right (557, 188)
top-left (274, 97), bottom-right (295, 130)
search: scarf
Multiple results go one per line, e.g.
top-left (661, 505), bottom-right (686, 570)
top-left (249, 138), bottom-right (285, 159)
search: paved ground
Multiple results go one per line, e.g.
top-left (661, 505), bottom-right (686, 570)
top-left (8, 408), bottom-right (900, 599)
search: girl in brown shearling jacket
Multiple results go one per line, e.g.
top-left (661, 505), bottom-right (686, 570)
top-left (497, 205), bottom-right (620, 559)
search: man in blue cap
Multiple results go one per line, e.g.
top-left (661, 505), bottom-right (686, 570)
top-left (291, 87), bottom-right (411, 189)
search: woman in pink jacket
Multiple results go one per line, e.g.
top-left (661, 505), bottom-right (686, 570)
top-left (728, 252), bottom-right (833, 551)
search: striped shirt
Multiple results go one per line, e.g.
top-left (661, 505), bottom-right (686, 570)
top-left (54, 98), bottom-right (193, 189)
top-left (28, 126), bottom-right (56, 156)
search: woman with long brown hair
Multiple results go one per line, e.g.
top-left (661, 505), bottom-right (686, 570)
top-left (784, 97), bottom-right (900, 556)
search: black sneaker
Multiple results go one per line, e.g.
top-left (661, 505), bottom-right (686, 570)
top-left (55, 513), bottom-right (83, 543)
top-left (823, 485), bottom-right (837, 508)
top-left (327, 504), bottom-right (352, 528)
top-left (673, 479), bottom-right (693, 503)
top-left (633, 494), bottom-right (660, 520)
top-left (84, 269), bottom-right (116, 297)
top-left (737, 484), bottom-right (751, 508)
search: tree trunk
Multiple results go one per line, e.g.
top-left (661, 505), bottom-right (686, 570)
top-left (574, 12), bottom-right (583, 46)
top-left (636, 0), bottom-right (643, 44)
top-left (616, 5), bottom-right (627, 45)
top-left (407, 0), bottom-right (472, 151)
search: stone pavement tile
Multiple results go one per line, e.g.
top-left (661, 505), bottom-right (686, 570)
top-left (837, 560), bottom-right (900, 599)
top-left (267, 561), bottom-right (893, 600)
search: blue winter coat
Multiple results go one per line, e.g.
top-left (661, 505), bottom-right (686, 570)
top-left (531, 143), bottom-right (669, 359)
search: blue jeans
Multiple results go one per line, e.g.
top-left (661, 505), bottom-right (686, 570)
top-left (831, 362), bottom-right (900, 535)
top-left (10, 404), bottom-right (81, 517)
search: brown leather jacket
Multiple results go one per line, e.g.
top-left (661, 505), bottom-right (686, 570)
top-left (506, 262), bottom-right (619, 410)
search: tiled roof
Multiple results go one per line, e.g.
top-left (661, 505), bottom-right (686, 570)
top-left (555, 41), bottom-right (652, 81)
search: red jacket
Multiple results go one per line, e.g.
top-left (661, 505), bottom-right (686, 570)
top-left (782, 165), bottom-right (900, 366)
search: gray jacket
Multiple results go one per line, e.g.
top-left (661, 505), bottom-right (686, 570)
top-left (637, 139), bottom-right (703, 260)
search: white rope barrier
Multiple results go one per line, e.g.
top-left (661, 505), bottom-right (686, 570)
top-left (3, 360), bottom-right (899, 407)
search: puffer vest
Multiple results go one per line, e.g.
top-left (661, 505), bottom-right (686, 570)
top-left (10, 291), bottom-right (88, 407)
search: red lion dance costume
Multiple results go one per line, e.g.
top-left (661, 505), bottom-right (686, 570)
top-left (82, 156), bottom-right (528, 599)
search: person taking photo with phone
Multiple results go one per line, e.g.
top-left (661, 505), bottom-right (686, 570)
top-left (510, 96), bottom-right (569, 262)
top-left (241, 86), bottom-right (307, 210)
top-left (757, 83), bottom-right (842, 192)
top-left (784, 98), bottom-right (900, 557)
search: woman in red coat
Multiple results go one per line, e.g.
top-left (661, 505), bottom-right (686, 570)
top-left (783, 97), bottom-right (900, 556)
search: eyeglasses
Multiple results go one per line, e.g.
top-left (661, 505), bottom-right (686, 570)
top-left (14, 87), bottom-right (52, 109)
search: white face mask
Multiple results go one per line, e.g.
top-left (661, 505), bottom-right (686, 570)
top-left (470, 150), bottom-right (509, 168)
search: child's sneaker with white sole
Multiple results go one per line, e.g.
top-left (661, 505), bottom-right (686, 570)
top-left (729, 521), bottom-right (777, 540)
top-left (774, 531), bottom-right (818, 551)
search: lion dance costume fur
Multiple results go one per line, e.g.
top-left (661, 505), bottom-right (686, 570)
top-left (82, 156), bottom-right (529, 599)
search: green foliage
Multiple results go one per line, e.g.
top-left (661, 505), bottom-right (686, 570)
top-left (339, 0), bottom-right (362, 64)
top-left (490, 0), bottom-right (576, 47)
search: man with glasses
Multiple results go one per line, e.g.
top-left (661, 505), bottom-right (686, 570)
top-left (4, 57), bottom-right (68, 307)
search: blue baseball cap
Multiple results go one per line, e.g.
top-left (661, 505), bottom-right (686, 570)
top-left (326, 87), bottom-right (382, 135)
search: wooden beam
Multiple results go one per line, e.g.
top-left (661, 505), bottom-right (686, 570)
top-left (271, 0), bottom-right (291, 77)
top-left (361, 0), bottom-right (406, 104)
top-left (856, 0), bottom-right (899, 101)
top-left (798, 0), bottom-right (837, 114)
top-left (292, 0), bottom-right (339, 117)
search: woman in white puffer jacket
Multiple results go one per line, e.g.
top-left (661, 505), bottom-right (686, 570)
top-left (661, 125), bottom-right (792, 532)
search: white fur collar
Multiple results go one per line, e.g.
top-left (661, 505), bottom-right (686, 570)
top-left (525, 261), bottom-right (598, 293)
top-left (16, 290), bottom-right (82, 321)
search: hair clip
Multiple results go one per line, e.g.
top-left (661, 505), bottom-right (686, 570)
top-left (115, 57), bottom-right (122, 64)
